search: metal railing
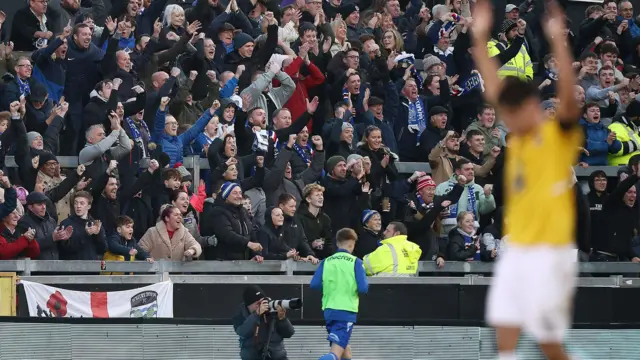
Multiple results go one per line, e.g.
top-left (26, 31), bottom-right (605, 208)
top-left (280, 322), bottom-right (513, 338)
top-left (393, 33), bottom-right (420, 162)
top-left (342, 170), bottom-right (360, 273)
top-left (3, 259), bottom-right (640, 275)
top-left (2, 156), bottom-right (623, 176)
top-left (1, 155), bottom-right (624, 193)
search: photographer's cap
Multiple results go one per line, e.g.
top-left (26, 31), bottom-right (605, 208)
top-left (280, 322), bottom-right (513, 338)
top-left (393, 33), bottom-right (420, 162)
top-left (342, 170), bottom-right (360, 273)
top-left (243, 285), bottom-right (266, 305)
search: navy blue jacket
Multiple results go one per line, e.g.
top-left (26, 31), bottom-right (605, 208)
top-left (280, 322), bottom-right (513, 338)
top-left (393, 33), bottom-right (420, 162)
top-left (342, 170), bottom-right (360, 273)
top-left (106, 233), bottom-right (151, 261)
top-left (3, 77), bottom-right (40, 110)
top-left (31, 37), bottom-right (67, 103)
top-left (25, 99), bottom-right (55, 135)
top-left (63, 37), bottom-right (105, 105)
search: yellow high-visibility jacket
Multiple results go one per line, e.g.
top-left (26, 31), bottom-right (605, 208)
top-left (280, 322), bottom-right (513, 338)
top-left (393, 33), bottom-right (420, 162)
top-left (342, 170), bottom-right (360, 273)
top-left (487, 39), bottom-right (533, 81)
top-left (608, 119), bottom-right (640, 166)
top-left (363, 235), bottom-right (422, 277)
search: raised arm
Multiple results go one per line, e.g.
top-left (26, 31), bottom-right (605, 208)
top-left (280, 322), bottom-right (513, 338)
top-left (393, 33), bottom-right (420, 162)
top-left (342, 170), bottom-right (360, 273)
top-left (469, 1), bottom-right (503, 105)
top-left (544, 2), bottom-right (581, 124)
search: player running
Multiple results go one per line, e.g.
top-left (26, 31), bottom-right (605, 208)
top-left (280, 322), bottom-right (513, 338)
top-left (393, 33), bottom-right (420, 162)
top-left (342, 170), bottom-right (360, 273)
top-left (470, 1), bottom-right (582, 360)
top-left (310, 228), bottom-right (369, 360)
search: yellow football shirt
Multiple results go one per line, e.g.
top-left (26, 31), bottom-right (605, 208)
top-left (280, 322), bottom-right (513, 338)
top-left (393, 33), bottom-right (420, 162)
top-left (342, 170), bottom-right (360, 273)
top-left (504, 120), bottom-right (583, 246)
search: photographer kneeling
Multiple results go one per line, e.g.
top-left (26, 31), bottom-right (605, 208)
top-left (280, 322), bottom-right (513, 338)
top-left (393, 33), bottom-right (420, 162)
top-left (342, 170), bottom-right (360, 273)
top-left (232, 285), bottom-right (295, 360)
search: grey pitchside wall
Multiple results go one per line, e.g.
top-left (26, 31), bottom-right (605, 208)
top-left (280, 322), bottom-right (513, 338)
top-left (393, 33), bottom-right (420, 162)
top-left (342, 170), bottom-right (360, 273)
top-left (0, 322), bottom-right (639, 360)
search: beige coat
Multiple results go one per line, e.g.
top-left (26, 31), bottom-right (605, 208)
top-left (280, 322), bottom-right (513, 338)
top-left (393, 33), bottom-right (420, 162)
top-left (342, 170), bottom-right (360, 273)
top-left (428, 144), bottom-right (495, 185)
top-left (38, 171), bottom-right (73, 223)
top-left (139, 221), bottom-right (202, 261)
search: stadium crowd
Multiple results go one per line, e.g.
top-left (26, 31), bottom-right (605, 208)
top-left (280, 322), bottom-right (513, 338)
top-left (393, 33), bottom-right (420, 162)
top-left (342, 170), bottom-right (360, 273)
top-left (0, 0), bottom-right (638, 273)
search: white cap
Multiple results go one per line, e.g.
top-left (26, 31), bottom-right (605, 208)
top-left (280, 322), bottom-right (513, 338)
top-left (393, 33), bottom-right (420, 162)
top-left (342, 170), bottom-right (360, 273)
top-left (505, 4), bottom-right (518, 12)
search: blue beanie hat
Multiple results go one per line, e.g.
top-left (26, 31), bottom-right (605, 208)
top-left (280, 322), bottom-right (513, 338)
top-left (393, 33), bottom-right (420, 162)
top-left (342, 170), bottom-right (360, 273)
top-left (362, 209), bottom-right (379, 226)
top-left (220, 182), bottom-right (240, 200)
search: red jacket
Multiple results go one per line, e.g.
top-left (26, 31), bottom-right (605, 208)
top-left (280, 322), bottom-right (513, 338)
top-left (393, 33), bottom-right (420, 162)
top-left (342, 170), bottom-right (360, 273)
top-left (283, 57), bottom-right (325, 132)
top-left (189, 181), bottom-right (206, 213)
top-left (0, 233), bottom-right (40, 260)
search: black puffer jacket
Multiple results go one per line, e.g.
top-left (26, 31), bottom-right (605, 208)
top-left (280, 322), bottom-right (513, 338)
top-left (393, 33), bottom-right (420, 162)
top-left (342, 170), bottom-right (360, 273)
top-left (320, 175), bottom-right (370, 237)
top-left (282, 213), bottom-right (314, 257)
top-left (595, 174), bottom-right (639, 260)
top-left (19, 210), bottom-right (59, 260)
top-left (256, 207), bottom-right (290, 260)
top-left (210, 199), bottom-right (256, 260)
top-left (354, 227), bottom-right (381, 260)
top-left (59, 214), bottom-right (107, 260)
top-left (356, 144), bottom-right (399, 199)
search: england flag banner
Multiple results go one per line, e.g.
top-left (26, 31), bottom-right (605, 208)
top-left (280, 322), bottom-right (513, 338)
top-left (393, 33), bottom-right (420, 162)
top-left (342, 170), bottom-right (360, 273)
top-left (21, 281), bottom-right (173, 318)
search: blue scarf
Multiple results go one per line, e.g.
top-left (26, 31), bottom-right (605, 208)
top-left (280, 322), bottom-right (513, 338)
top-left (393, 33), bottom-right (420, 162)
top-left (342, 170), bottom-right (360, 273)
top-left (457, 228), bottom-right (481, 261)
top-left (407, 98), bottom-right (426, 144)
top-left (126, 117), bottom-right (150, 157)
top-left (618, 16), bottom-right (640, 38)
top-left (293, 143), bottom-right (312, 165)
top-left (546, 70), bottom-right (558, 81)
top-left (445, 180), bottom-right (477, 221)
top-left (18, 78), bottom-right (30, 97)
top-left (224, 41), bottom-right (234, 54)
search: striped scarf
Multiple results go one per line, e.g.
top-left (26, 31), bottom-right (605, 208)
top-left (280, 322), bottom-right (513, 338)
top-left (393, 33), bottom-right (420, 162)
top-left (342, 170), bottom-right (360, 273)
top-left (126, 117), bottom-right (150, 158)
top-left (439, 13), bottom-right (460, 40)
top-left (450, 72), bottom-right (484, 97)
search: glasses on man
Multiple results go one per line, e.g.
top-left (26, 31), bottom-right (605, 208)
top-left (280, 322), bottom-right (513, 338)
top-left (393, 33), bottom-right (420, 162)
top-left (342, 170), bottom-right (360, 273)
top-left (18, 64), bottom-right (33, 68)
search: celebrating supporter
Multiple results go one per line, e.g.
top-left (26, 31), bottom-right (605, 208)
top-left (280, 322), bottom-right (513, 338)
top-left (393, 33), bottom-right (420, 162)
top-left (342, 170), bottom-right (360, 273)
top-left (434, 158), bottom-right (496, 236)
top-left (211, 182), bottom-right (262, 260)
top-left (446, 211), bottom-right (486, 262)
top-left (404, 174), bottom-right (461, 265)
top-left (139, 203), bottom-right (202, 261)
top-left (0, 174), bottom-right (40, 260)
top-left (20, 191), bottom-right (71, 260)
top-left (354, 209), bottom-right (382, 259)
top-left (296, 183), bottom-right (333, 260)
top-left (105, 215), bottom-right (153, 263)
top-left (275, 192), bottom-right (318, 263)
top-left (58, 191), bottom-right (107, 260)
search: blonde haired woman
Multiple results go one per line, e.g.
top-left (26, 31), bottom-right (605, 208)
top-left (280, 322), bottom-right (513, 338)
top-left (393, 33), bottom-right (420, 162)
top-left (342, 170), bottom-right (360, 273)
top-left (330, 19), bottom-right (351, 56)
top-left (161, 4), bottom-right (190, 47)
top-left (382, 29), bottom-right (404, 54)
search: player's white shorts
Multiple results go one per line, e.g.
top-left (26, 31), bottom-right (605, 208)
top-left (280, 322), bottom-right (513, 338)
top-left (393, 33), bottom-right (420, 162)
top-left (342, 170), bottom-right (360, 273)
top-left (486, 244), bottom-right (577, 343)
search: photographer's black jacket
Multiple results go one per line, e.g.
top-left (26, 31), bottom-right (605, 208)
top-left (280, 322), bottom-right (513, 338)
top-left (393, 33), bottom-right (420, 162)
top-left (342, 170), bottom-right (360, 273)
top-left (232, 303), bottom-right (294, 360)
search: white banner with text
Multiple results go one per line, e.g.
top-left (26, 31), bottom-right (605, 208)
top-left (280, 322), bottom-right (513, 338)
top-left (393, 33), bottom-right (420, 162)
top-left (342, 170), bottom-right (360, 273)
top-left (22, 280), bottom-right (173, 318)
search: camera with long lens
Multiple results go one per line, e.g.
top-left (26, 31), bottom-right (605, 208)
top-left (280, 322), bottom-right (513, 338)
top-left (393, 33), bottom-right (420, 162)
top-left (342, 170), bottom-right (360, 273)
top-left (266, 298), bottom-right (302, 312)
